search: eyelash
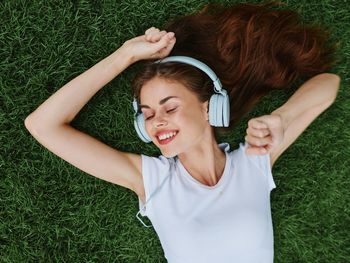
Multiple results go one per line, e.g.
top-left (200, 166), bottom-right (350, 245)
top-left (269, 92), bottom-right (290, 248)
top-left (144, 107), bottom-right (177, 120)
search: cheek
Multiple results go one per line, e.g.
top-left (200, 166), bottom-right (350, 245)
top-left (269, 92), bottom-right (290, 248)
top-left (175, 108), bottom-right (207, 133)
top-left (143, 106), bottom-right (207, 137)
top-left (144, 121), bottom-right (153, 137)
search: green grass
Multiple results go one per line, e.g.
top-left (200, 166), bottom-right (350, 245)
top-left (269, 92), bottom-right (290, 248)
top-left (1, 0), bottom-right (349, 262)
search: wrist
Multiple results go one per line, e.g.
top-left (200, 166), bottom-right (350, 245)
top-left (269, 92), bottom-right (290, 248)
top-left (96, 46), bottom-right (135, 82)
top-left (270, 109), bottom-right (289, 131)
top-left (119, 42), bottom-right (138, 65)
top-left (109, 44), bottom-right (135, 68)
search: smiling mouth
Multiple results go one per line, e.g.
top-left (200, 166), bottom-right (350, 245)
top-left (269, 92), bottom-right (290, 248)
top-left (157, 131), bottom-right (179, 145)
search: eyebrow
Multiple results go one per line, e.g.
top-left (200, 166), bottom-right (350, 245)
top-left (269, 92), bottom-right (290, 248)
top-left (139, 96), bottom-right (180, 109)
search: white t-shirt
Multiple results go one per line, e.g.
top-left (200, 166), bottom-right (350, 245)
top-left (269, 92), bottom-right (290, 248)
top-left (137, 142), bottom-right (276, 263)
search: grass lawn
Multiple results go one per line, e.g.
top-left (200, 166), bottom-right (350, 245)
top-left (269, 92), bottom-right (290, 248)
top-left (1, 0), bottom-right (349, 262)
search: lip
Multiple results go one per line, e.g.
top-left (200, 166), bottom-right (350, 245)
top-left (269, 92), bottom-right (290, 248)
top-left (155, 129), bottom-right (178, 137)
top-left (156, 130), bottom-right (179, 145)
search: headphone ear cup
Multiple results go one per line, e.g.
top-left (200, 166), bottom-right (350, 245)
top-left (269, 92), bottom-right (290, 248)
top-left (209, 94), bottom-right (217, 126)
top-left (209, 93), bottom-right (230, 127)
top-left (134, 113), bottom-right (152, 143)
top-left (222, 94), bottom-right (230, 127)
top-left (216, 94), bottom-right (224, 127)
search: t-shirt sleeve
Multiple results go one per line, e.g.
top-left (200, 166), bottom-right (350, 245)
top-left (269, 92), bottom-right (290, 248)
top-left (138, 154), bottom-right (171, 217)
top-left (240, 142), bottom-right (276, 191)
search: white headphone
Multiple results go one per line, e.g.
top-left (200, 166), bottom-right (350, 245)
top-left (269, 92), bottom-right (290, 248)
top-left (132, 56), bottom-right (230, 143)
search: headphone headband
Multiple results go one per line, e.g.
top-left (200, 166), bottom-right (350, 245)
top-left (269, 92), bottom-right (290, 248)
top-left (156, 56), bottom-right (224, 94)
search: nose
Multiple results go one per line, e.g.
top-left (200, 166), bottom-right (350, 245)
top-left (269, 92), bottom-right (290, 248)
top-left (151, 114), bottom-right (168, 130)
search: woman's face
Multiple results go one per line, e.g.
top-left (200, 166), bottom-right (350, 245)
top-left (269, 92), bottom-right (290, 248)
top-left (139, 77), bottom-right (210, 157)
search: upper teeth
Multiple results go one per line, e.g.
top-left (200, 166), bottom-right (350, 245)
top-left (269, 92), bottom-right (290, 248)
top-left (158, 132), bottom-right (177, 140)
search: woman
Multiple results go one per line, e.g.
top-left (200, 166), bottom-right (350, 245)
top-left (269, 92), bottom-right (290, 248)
top-left (24, 2), bottom-right (340, 262)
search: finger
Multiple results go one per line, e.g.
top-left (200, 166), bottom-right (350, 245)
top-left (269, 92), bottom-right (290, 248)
top-left (153, 32), bottom-right (175, 50)
top-left (246, 127), bottom-right (270, 138)
top-left (149, 30), bottom-right (167, 43)
top-left (145, 27), bottom-right (160, 37)
top-left (245, 145), bottom-right (268, 155)
top-left (248, 118), bottom-right (268, 129)
top-left (246, 134), bottom-right (273, 146)
top-left (145, 28), bottom-right (160, 41)
top-left (145, 27), bottom-right (152, 35)
top-left (145, 27), bottom-right (159, 35)
top-left (245, 134), bottom-right (273, 147)
top-left (147, 32), bottom-right (176, 60)
top-left (145, 30), bottom-right (164, 43)
top-left (156, 33), bottom-right (176, 57)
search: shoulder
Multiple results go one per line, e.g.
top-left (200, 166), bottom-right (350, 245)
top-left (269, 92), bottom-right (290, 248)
top-left (135, 153), bottom-right (174, 198)
top-left (233, 142), bottom-right (272, 171)
top-left (141, 154), bottom-right (173, 170)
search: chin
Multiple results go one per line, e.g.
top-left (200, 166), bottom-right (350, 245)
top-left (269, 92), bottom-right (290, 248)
top-left (159, 148), bottom-right (178, 158)
top-left (161, 152), bottom-right (177, 158)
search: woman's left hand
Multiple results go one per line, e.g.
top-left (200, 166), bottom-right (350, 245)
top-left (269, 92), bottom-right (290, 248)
top-left (122, 27), bottom-right (176, 63)
top-left (245, 114), bottom-right (285, 155)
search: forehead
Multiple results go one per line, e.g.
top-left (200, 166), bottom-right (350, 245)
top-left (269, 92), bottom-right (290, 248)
top-left (139, 77), bottom-right (197, 105)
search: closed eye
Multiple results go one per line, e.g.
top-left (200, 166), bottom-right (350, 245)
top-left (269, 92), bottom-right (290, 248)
top-left (144, 107), bottom-right (178, 121)
top-left (167, 107), bottom-right (177, 113)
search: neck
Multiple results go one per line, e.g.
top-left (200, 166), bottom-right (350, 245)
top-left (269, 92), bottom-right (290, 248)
top-left (176, 131), bottom-right (226, 187)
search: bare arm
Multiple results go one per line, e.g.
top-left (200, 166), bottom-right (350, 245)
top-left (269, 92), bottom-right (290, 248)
top-left (25, 28), bottom-right (176, 128)
top-left (269, 73), bottom-right (340, 166)
top-left (25, 47), bottom-right (132, 128)
top-left (245, 73), bottom-right (340, 167)
top-left (24, 45), bottom-right (143, 194)
top-left (24, 28), bottom-right (176, 199)
top-left (271, 73), bottom-right (340, 133)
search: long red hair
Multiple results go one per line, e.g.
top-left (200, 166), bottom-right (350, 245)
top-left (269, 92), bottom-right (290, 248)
top-left (132, 1), bottom-right (336, 132)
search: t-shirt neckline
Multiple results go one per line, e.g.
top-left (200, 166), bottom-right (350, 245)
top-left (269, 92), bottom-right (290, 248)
top-left (174, 143), bottom-right (231, 189)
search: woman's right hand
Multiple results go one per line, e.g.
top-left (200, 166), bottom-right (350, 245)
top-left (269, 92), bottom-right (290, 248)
top-left (122, 27), bottom-right (176, 63)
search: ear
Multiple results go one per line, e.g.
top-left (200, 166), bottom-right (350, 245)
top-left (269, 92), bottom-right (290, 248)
top-left (202, 100), bottom-right (209, 121)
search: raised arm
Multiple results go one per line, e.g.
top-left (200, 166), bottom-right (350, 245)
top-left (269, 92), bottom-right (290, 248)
top-left (26, 47), bottom-right (132, 128)
top-left (245, 73), bottom-right (340, 167)
top-left (24, 28), bottom-right (176, 201)
top-left (25, 28), bottom-right (176, 128)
